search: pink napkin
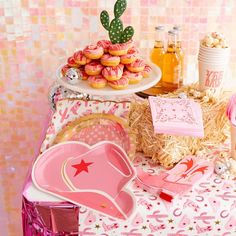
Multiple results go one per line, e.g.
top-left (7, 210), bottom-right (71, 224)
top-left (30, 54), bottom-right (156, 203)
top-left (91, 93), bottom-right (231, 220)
top-left (148, 96), bottom-right (204, 137)
top-left (136, 156), bottom-right (214, 202)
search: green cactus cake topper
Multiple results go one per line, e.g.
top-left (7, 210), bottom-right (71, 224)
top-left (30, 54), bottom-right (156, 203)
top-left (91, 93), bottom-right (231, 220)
top-left (100, 0), bottom-right (134, 44)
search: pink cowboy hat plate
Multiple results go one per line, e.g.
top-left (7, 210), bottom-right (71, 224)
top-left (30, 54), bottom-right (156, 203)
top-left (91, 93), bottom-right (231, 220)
top-left (32, 141), bottom-right (136, 220)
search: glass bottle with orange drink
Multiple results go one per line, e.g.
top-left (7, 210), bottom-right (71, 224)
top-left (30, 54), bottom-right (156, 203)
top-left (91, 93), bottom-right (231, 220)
top-left (173, 25), bottom-right (184, 86)
top-left (150, 26), bottom-right (165, 88)
top-left (162, 30), bottom-right (181, 92)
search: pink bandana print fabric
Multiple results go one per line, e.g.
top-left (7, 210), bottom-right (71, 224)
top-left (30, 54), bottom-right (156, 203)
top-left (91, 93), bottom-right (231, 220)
top-left (149, 96), bottom-right (204, 137)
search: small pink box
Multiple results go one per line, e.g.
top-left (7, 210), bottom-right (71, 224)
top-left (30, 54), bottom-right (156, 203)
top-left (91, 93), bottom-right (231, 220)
top-left (148, 96), bottom-right (204, 137)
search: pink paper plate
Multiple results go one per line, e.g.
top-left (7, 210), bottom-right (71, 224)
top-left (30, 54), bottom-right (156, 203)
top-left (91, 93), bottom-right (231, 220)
top-left (53, 118), bottom-right (136, 159)
top-left (32, 141), bottom-right (136, 220)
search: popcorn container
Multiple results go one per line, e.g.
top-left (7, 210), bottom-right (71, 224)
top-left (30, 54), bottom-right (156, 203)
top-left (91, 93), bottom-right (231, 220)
top-left (198, 55), bottom-right (229, 64)
top-left (198, 59), bottom-right (228, 95)
top-left (198, 51), bottom-right (230, 58)
top-left (199, 45), bottom-right (230, 55)
top-left (198, 44), bottom-right (230, 96)
top-left (198, 47), bottom-right (230, 63)
top-left (231, 124), bottom-right (236, 160)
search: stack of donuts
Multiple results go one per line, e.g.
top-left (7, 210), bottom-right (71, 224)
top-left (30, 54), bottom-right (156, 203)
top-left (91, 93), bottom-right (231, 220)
top-left (61, 40), bottom-right (152, 90)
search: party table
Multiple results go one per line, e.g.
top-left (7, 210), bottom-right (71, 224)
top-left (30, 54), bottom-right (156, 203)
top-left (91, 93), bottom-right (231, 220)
top-left (22, 61), bottom-right (236, 235)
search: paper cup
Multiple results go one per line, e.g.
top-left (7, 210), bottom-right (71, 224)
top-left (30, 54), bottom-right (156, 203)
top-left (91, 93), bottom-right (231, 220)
top-left (199, 52), bottom-right (230, 59)
top-left (198, 56), bottom-right (229, 64)
top-left (198, 52), bottom-right (230, 58)
top-left (199, 50), bottom-right (230, 56)
top-left (198, 59), bottom-right (228, 95)
top-left (231, 124), bottom-right (236, 160)
top-left (198, 43), bottom-right (230, 95)
top-left (200, 45), bottom-right (230, 53)
top-left (199, 49), bottom-right (230, 54)
top-left (198, 54), bottom-right (228, 60)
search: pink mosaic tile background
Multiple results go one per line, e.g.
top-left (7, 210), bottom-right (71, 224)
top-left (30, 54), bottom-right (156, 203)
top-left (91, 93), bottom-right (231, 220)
top-left (0, 0), bottom-right (236, 235)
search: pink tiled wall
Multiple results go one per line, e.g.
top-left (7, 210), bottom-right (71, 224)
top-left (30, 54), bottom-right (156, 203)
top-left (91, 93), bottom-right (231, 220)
top-left (1, 0), bottom-right (236, 235)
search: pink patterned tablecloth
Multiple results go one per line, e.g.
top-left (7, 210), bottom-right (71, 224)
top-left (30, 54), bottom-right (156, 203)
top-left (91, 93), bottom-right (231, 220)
top-left (23, 153), bottom-right (236, 235)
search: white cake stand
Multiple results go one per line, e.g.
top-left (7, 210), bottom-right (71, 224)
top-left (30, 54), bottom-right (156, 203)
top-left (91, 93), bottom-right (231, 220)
top-left (56, 62), bottom-right (161, 96)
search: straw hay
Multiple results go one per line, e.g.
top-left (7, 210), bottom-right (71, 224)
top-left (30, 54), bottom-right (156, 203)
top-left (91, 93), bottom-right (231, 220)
top-left (129, 85), bottom-right (231, 168)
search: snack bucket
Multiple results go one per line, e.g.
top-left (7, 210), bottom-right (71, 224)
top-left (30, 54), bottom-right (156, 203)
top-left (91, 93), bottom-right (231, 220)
top-left (198, 59), bottom-right (228, 95)
top-left (199, 45), bottom-right (230, 54)
top-left (198, 55), bottom-right (229, 64)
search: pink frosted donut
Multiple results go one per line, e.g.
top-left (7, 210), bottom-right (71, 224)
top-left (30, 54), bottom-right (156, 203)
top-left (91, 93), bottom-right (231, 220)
top-left (109, 43), bottom-right (129, 56)
top-left (61, 64), bottom-right (71, 76)
top-left (125, 40), bottom-right (134, 50)
top-left (142, 64), bottom-right (152, 78)
top-left (78, 67), bottom-right (89, 80)
top-left (108, 76), bottom-right (129, 90)
top-left (97, 40), bottom-right (111, 52)
top-left (128, 46), bottom-right (139, 55)
top-left (126, 58), bottom-right (145, 73)
top-left (67, 56), bottom-right (78, 67)
top-left (100, 54), bottom-right (120, 67)
top-left (73, 50), bottom-right (91, 65)
top-left (102, 64), bottom-right (124, 81)
top-left (88, 75), bottom-right (107, 89)
top-left (123, 70), bottom-right (142, 84)
top-left (83, 44), bottom-right (104, 59)
top-left (120, 49), bottom-right (137, 64)
top-left (85, 61), bottom-right (104, 76)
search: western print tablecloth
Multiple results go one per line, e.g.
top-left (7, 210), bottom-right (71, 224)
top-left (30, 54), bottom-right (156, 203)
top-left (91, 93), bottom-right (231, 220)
top-left (23, 153), bottom-right (236, 235)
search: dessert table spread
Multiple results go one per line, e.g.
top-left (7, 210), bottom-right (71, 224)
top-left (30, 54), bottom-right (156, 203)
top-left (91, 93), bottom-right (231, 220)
top-left (20, 1), bottom-right (236, 233)
top-left (22, 74), bottom-right (236, 235)
top-left (21, 77), bottom-right (236, 235)
top-left (22, 151), bottom-right (236, 236)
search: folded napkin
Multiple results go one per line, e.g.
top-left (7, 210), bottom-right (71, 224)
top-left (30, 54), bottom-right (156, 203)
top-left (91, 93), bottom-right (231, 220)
top-left (136, 156), bottom-right (214, 202)
top-left (148, 96), bottom-right (204, 137)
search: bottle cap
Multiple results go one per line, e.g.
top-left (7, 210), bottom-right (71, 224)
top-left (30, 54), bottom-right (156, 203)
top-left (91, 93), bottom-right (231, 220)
top-left (173, 25), bottom-right (182, 31)
top-left (155, 25), bottom-right (165, 31)
top-left (168, 30), bottom-right (177, 35)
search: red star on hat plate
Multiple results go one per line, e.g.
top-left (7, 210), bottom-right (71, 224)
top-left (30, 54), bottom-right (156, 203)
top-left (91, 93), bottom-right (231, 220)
top-left (72, 159), bottom-right (93, 177)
